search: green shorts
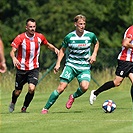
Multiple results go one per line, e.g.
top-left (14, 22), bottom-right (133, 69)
top-left (60, 65), bottom-right (91, 83)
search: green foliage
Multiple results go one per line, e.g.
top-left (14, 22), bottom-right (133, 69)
top-left (0, 0), bottom-right (133, 70)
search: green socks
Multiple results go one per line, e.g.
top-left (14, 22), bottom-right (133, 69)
top-left (73, 88), bottom-right (84, 98)
top-left (44, 88), bottom-right (84, 110)
top-left (44, 90), bottom-right (59, 109)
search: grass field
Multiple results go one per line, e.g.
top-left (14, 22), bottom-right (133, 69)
top-left (1, 87), bottom-right (133, 133)
top-left (0, 70), bottom-right (133, 133)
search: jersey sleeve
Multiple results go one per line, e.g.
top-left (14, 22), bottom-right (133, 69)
top-left (61, 36), bottom-right (68, 48)
top-left (61, 34), bottom-right (72, 48)
top-left (92, 33), bottom-right (98, 45)
top-left (11, 35), bottom-right (22, 49)
top-left (125, 26), bottom-right (133, 40)
top-left (40, 34), bottom-right (48, 45)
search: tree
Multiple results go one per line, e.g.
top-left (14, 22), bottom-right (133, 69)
top-left (0, 0), bottom-right (133, 70)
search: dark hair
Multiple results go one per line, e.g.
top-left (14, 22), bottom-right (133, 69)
top-left (26, 18), bottom-right (36, 25)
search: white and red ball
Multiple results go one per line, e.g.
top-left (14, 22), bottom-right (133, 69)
top-left (102, 100), bottom-right (116, 113)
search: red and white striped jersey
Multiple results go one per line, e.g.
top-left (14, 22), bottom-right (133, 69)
top-left (11, 32), bottom-right (48, 70)
top-left (118, 25), bottom-right (133, 62)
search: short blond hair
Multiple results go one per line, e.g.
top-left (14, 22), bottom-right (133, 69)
top-left (74, 14), bottom-right (86, 22)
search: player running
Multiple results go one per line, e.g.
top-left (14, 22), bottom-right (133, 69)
top-left (41, 14), bottom-right (99, 114)
top-left (90, 25), bottom-right (133, 105)
top-left (9, 18), bottom-right (59, 113)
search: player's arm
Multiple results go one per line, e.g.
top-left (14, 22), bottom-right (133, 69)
top-left (54, 47), bottom-right (66, 74)
top-left (0, 39), bottom-right (6, 63)
top-left (10, 47), bottom-right (20, 67)
top-left (89, 40), bottom-right (99, 64)
top-left (46, 42), bottom-right (59, 55)
top-left (122, 37), bottom-right (133, 48)
top-left (0, 38), bottom-right (7, 73)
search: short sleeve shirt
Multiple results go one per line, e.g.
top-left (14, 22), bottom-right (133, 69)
top-left (61, 30), bottom-right (98, 70)
top-left (11, 32), bottom-right (48, 70)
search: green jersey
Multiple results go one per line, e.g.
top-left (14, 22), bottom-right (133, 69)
top-left (62, 30), bottom-right (98, 70)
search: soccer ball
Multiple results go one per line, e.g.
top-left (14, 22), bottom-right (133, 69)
top-left (102, 100), bottom-right (116, 113)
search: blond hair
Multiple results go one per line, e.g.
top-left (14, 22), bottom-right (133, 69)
top-left (74, 14), bottom-right (86, 22)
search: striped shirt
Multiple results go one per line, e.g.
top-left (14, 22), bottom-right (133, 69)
top-left (118, 25), bottom-right (133, 62)
top-left (11, 32), bottom-right (48, 70)
top-left (62, 30), bottom-right (98, 70)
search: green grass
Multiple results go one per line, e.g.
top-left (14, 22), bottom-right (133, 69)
top-left (1, 88), bottom-right (133, 133)
top-left (0, 70), bottom-right (133, 133)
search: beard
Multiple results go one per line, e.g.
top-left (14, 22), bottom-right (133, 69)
top-left (29, 30), bottom-right (35, 36)
top-left (26, 30), bottom-right (35, 37)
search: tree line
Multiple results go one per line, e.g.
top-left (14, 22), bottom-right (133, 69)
top-left (0, 0), bottom-right (132, 70)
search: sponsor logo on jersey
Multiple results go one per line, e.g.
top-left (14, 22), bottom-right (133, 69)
top-left (78, 44), bottom-right (86, 47)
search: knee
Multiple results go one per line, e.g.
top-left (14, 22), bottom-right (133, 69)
top-left (113, 77), bottom-right (124, 87)
top-left (14, 90), bottom-right (21, 96)
top-left (80, 81), bottom-right (89, 92)
top-left (57, 87), bottom-right (65, 94)
top-left (81, 85), bottom-right (88, 92)
top-left (114, 81), bottom-right (121, 87)
top-left (29, 87), bottom-right (35, 94)
top-left (29, 84), bottom-right (36, 94)
top-left (57, 82), bottom-right (67, 94)
top-left (29, 90), bottom-right (35, 94)
top-left (83, 87), bottom-right (88, 92)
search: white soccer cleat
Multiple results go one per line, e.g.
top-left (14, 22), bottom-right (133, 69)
top-left (90, 90), bottom-right (96, 105)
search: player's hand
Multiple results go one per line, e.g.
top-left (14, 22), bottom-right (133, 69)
top-left (0, 62), bottom-right (7, 73)
top-left (12, 57), bottom-right (21, 68)
top-left (88, 55), bottom-right (96, 64)
top-left (54, 65), bottom-right (60, 74)
top-left (55, 48), bottom-right (59, 56)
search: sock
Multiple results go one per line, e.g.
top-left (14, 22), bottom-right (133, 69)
top-left (23, 92), bottom-right (34, 108)
top-left (12, 90), bottom-right (19, 104)
top-left (94, 81), bottom-right (115, 96)
top-left (130, 85), bottom-right (133, 102)
top-left (73, 88), bottom-right (85, 98)
top-left (44, 90), bottom-right (59, 109)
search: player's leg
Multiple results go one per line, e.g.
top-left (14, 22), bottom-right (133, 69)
top-left (21, 83), bottom-right (36, 112)
top-left (72, 80), bottom-right (89, 99)
top-left (21, 68), bottom-right (39, 112)
top-left (90, 60), bottom-right (129, 105)
top-left (41, 82), bottom-right (68, 114)
top-left (41, 66), bottom-right (72, 114)
top-left (66, 70), bottom-right (90, 109)
top-left (9, 90), bottom-right (21, 113)
top-left (90, 76), bottom-right (123, 105)
top-left (128, 73), bottom-right (133, 102)
top-left (73, 69), bottom-right (90, 98)
top-left (95, 76), bottom-right (123, 96)
top-left (9, 69), bottom-right (26, 113)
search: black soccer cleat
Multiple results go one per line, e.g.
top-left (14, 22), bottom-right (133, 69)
top-left (21, 106), bottom-right (27, 113)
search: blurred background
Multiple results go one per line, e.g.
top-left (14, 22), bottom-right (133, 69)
top-left (0, 0), bottom-right (133, 71)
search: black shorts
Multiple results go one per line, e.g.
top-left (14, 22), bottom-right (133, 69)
top-left (15, 68), bottom-right (39, 90)
top-left (115, 60), bottom-right (133, 78)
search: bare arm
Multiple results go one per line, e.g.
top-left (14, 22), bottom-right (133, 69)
top-left (54, 47), bottom-right (66, 74)
top-left (10, 47), bottom-right (21, 68)
top-left (46, 42), bottom-right (59, 55)
top-left (89, 40), bottom-right (99, 64)
top-left (0, 38), bottom-right (7, 73)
